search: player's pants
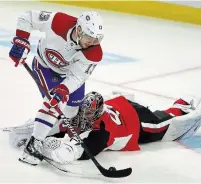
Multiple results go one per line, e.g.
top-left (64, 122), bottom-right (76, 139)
top-left (128, 101), bottom-right (173, 143)
top-left (31, 57), bottom-right (85, 107)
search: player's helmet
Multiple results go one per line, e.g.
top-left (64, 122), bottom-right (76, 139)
top-left (76, 11), bottom-right (104, 44)
top-left (80, 91), bottom-right (104, 121)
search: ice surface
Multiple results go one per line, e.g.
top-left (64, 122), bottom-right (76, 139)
top-left (0, 1), bottom-right (201, 182)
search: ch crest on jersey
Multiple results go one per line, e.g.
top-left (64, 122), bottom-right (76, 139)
top-left (45, 49), bottom-right (69, 68)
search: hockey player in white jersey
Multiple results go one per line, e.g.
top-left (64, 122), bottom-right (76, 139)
top-left (8, 11), bottom-right (104, 165)
top-left (5, 91), bottom-right (201, 165)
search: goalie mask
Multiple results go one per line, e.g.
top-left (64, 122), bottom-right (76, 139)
top-left (80, 91), bottom-right (104, 121)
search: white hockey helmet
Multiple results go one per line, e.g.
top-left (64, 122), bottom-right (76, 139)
top-left (76, 11), bottom-right (104, 44)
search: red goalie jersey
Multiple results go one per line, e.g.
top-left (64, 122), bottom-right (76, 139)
top-left (78, 96), bottom-right (141, 160)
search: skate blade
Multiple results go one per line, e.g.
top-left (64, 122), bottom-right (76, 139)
top-left (19, 152), bottom-right (40, 166)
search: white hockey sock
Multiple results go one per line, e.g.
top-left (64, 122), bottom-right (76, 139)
top-left (33, 108), bottom-right (59, 141)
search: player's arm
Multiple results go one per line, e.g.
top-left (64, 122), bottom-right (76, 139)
top-left (9, 11), bottom-right (54, 67)
top-left (46, 46), bottom-right (102, 109)
top-left (61, 61), bottom-right (97, 95)
top-left (16, 11), bottom-right (54, 38)
top-left (79, 121), bottom-right (110, 160)
top-left (61, 46), bottom-right (102, 93)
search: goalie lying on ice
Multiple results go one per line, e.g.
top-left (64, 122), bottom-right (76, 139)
top-left (6, 91), bottom-right (201, 164)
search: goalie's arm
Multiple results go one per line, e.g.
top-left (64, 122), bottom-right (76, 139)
top-left (78, 125), bottom-right (110, 160)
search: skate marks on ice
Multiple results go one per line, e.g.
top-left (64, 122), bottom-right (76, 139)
top-left (2, 128), bottom-right (201, 182)
top-left (56, 141), bottom-right (201, 183)
top-left (132, 141), bottom-right (201, 183)
top-left (0, 131), bottom-right (131, 183)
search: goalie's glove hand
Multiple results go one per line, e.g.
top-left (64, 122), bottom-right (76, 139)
top-left (9, 36), bottom-right (30, 67)
top-left (45, 84), bottom-right (69, 108)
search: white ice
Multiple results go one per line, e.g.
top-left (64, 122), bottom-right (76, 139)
top-left (0, 1), bottom-right (201, 183)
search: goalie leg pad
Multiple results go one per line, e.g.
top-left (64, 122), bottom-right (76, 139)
top-left (8, 119), bottom-right (34, 148)
top-left (162, 105), bottom-right (201, 141)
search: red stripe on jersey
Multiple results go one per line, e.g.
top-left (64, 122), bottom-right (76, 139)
top-left (82, 45), bottom-right (103, 62)
top-left (165, 98), bottom-right (188, 116)
top-left (39, 109), bottom-right (57, 119)
top-left (16, 29), bottom-right (30, 39)
top-left (165, 108), bottom-right (183, 116)
top-left (142, 125), bottom-right (169, 133)
top-left (51, 12), bottom-right (77, 41)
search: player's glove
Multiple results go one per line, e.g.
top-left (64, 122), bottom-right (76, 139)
top-left (9, 36), bottom-right (30, 67)
top-left (44, 84), bottom-right (69, 109)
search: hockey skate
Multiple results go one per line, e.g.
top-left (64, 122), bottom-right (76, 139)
top-left (172, 96), bottom-right (201, 114)
top-left (162, 96), bottom-right (201, 141)
top-left (19, 136), bottom-right (44, 166)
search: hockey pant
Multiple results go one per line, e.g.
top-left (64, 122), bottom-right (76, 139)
top-left (30, 57), bottom-right (85, 140)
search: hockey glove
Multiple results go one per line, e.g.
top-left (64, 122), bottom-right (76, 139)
top-left (9, 36), bottom-right (30, 67)
top-left (45, 84), bottom-right (69, 108)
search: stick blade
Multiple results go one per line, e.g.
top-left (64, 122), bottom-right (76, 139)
top-left (99, 166), bottom-right (132, 178)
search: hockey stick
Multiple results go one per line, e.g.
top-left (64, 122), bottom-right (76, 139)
top-left (23, 63), bottom-right (132, 178)
top-left (44, 157), bottom-right (101, 177)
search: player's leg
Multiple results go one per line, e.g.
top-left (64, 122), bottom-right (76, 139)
top-left (19, 58), bottom-right (65, 165)
top-left (5, 83), bottom-right (85, 154)
top-left (30, 57), bottom-right (66, 139)
top-left (58, 83), bottom-right (85, 137)
top-left (41, 84), bottom-right (86, 164)
top-left (128, 97), bottom-right (199, 143)
top-left (127, 100), bottom-right (170, 143)
top-left (162, 96), bottom-right (201, 141)
top-left (139, 99), bottom-right (190, 143)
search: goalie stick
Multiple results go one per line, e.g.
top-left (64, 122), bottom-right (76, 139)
top-left (22, 63), bottom-right (132, 178)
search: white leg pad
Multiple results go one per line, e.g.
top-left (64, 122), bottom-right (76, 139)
top-left (162, 105), bottom-right (201, 141)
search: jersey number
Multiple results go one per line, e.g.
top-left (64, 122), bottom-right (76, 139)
top-left (85, 64), bottom-right (96, 75)
top-left (106, 105), bottom-right (122, 125)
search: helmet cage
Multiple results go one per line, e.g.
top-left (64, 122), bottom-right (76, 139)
top-left (81, 92), bottom-right (104, 121)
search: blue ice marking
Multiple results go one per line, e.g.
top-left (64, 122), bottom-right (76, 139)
top-left (0, 29), bottom-right (138, 64)
top-left (179, 134), bottom-right (201, 153)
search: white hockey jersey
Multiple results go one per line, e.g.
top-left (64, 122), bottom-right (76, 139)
top-left (16, 11), bottom-right (103, 93)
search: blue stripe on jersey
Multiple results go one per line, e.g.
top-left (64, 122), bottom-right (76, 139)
top-left (35, 118), bottom-right (53, 128)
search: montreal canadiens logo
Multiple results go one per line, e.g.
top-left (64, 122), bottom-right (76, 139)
top-left (45, 49), bottom-right (69, 68)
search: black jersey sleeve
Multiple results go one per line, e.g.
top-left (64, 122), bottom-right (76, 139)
top-left (78, 121), bottom-right (110, 160)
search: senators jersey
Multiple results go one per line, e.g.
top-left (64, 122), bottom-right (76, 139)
top-left (78, 96), bottom-right (141, 160)
top-left (16, 11), bottom-right (102, 93)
